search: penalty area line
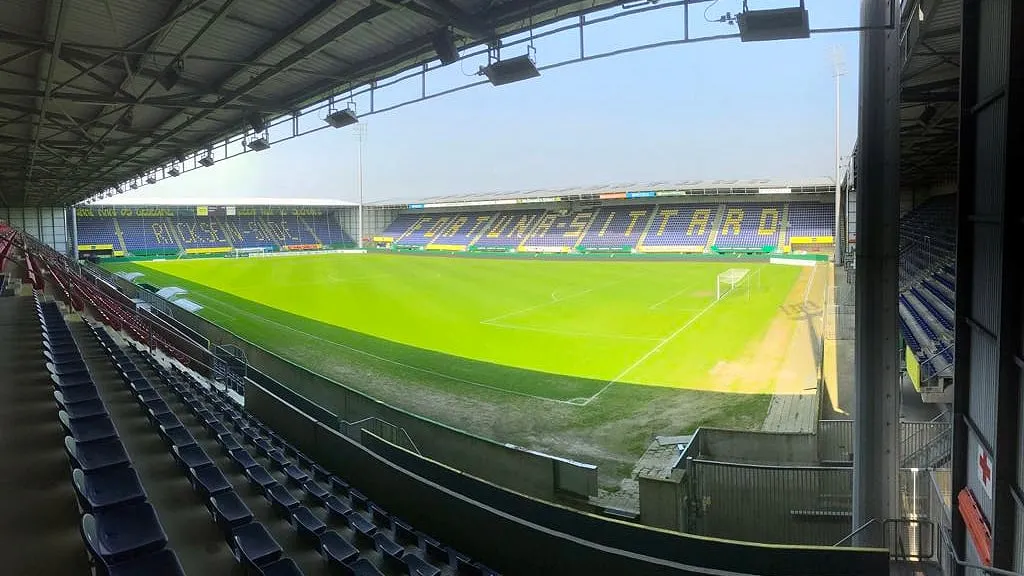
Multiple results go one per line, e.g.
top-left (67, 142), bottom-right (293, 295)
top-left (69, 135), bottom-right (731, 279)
top-left (582, 294), bottom-right (724, 406)
top-left (190, 290), bottom-right (582, 407)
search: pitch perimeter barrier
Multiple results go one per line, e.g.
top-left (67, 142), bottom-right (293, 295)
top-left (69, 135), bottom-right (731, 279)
top-left (92, 264), bottom-right (587, 501)
top-left (246, 378), bottom-right (888, 576)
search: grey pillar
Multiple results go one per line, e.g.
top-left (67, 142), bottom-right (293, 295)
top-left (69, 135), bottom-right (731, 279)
top-left (852, 0), bottom-right (901, 547)
top-left (70, 206), bottom-right (78, 260)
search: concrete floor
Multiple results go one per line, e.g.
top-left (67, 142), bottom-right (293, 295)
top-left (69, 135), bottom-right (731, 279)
top-left (0, 296), bottom-right (91, 575)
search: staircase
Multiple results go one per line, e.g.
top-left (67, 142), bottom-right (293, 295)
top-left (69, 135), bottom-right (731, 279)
top-left (467, 212), bottom-right (501, 248)
top-left (902, 425), bottom-right (952, 469)
top-left (571, 211), bottom-right (598, 250)
top-left (215, 217), bottom-right (235, 248)
top-left (299, 216), bottom-right (323, 245)
top-left (112, 218), bottom-right (128, 253)
top-left (517, 210), bottom-right (548, 250)
top-left (704, 205), bottom-right (727, 251)
top-left (779, 203), bottom-right (791, 250)
top-left (166, 218), bottom-right (185, 253)
top-left (636, 204), bottom-right (660, 250)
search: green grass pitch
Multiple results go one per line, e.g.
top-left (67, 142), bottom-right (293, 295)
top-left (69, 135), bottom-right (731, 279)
top-left (107, 254), bottom-right (799, 404)
top-left (104, 253), bottom-right (803, 479)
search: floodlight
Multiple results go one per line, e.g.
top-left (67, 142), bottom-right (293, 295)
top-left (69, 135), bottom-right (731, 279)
top-left (146, 175), bottom-right (157, 184)
top-left (246, 137), bottom-right (270, 151)
top-left (432, 29), bottom-right (459, 65)
top-left (736, 1), bottom-right (810, 42)
top-left (199, 155), bottom-right (215, 167)
top-left (130, 180), bottom-right (138, 189)
top-left (480, 54), bottom-right (540, 86)
top-left (246, 113), bottom-right (266, 133)
top-left (158, 58), bottom-right (183, 91)
top-left (168, 167), bottom-right (180, 177)
top-left (325, 109), bottom-right (358, 128)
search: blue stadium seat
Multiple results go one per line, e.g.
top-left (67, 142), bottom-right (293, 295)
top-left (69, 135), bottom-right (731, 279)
top-left (320, 529), bottom-right (359, 570)
top-left (324, 495), bottom-right (353, 521)
top-left (107, 548), bottom-right (186, 576)
top-left (208, 490), bottom-right (254, 540)
top-left (171, 443), bottom-right (212, 470)
top-left (290, 506), bottom-right (327, 545)
top-left (188, 464), bottom-right (232, 499)
top-left (302, 479), bottom-right (330, 505)
top-left (257, 557), bottom-right (305, 576)
top-left (282, 464), bottom-right (309, 486)
top-left (65, 436), bottom-right (130, 472)
top-left (72, 466), bottom-right (147, 512)
top-left (231, 448), bottom-right (261, 472)
top-left (404, 553), bottom-right (442, 576)
top-left (81, 502), bottom-right (168, 566)
top-left (267, 484), bottom-right (301, 518)
top-left (160, 425), bottom-right (197, 449)
top-left (232, 521), bottom-right (283, 569)
top-left (60, 412), bottom-right (118, 443)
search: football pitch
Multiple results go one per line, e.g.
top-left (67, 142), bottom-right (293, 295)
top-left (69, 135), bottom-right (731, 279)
top-left (104, 253), bottom-right (814, 480)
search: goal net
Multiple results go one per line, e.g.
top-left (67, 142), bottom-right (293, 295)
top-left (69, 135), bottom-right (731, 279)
top-left (716, 268), bottom-right (760, 301)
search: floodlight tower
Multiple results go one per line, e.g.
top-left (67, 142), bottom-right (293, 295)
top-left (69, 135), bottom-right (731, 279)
top-left (832, 46), bottom-right (846, 265)
top-left (354, 122), bottom-right (367, 249)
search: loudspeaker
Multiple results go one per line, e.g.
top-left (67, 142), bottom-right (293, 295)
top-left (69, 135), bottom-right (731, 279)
top-left (432, 29), bottom-right (459, 66)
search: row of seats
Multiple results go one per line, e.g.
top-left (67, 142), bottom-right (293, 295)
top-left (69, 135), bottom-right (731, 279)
top-left (897, 195), bottom-right (957, 378)
top-left (88, 322), bottom-right (499, 576)
top-left (38, 297), bottom-right (186, 575)
top-left (89, 323), bottom-right (309, 575)
top-left (384, 202), bottom-right (835, 250)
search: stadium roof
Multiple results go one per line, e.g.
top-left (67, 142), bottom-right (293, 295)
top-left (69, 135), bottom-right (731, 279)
top-left (91, 196), bottom-right (354, 206)
top-left (0, 0), bottom-right (635, 208)
top-left (369, 177), bottom-right (837, 207)
top-left (898, 0), bottom-right (960, 188)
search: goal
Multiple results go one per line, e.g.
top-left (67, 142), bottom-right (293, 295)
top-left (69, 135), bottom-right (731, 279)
top-left (716, 268), bottom-right (761, 301)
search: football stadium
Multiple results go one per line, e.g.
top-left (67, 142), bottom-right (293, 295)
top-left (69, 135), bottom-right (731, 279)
top-left (0, 1), bottom-right (1019, 575)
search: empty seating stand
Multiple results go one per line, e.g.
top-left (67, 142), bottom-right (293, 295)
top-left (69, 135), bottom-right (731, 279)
top-left (35, 297), bottom-right (186, 575)
top-left (81, 320), bottom-right (499, 576)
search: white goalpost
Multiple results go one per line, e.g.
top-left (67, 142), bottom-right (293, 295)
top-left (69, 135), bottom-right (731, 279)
top-left (716, 268), bottom-right (761, 301)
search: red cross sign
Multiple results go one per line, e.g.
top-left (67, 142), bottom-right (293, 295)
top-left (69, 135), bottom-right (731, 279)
top-left (978, 448), bottom-right (993, 499)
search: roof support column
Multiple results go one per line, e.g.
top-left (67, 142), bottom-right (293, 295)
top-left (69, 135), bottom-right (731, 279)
top-left (852, 0), bottom-right (901, 547)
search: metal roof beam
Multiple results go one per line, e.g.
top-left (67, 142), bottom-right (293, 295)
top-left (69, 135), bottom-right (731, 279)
top-left (75, 1), bottom-right (390, 196)
top-left (27, 0), bottom-right (70, 200)
top-left (384, 0), bottom-right (492, 39)
top-left (0, 87), bottom-right (263, 110)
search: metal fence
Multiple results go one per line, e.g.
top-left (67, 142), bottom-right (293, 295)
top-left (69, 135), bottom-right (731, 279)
top-left (686, 458), bottom-right (853, 545)
top-left (816, 419), bottom-right (951, 469)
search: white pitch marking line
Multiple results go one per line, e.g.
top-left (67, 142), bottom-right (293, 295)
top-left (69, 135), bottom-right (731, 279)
top-left (188, 290), bottom-right (581, 406)
top-left (648, 282), bottom-right (695, 311)
top-left (582, 295), bottom-right (723, 406)
top-left (481, 320), bottom-right (662, 342)
top-left (479, 276), bottom-right (631, 325)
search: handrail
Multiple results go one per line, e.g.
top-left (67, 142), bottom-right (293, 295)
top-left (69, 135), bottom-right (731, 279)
top-left (340, 416), bottom-right (422, 456)
top-left (937, 522), bottom-right (1024, 576)
top-left (833, 518), bottom-right (877, 547)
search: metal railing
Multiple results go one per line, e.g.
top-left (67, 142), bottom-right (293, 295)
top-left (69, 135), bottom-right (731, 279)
top-left (936, 523), bottom-right (1024, 576)
top-left (339, 416), bottom-right (421, 456)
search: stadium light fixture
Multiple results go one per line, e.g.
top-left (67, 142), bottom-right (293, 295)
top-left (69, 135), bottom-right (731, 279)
top-left (736, 0), bottom-right (810, 42)
top-left (480, 53), bottom-right (540, 86)
top-left (130, 180), bottom-right (138, 189)
top-left (198, 152), bottom-right (215, 167)
top-left (145, 174), bottom-right (157, 185)
top-left (325, 108), bottom-right (358, 129)
top-left (246, 137), bottom-right (270, 151)
top-left (168, 166), bottom-right (181, 177)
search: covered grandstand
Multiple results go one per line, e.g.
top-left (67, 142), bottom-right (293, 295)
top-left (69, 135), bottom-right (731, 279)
top-left (1, 0), bottom-right (1022, 574)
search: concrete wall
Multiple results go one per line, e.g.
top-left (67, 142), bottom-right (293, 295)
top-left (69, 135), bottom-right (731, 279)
top-left (246, 381), bottom-right (888, 575)
top-left (698, 428), bottom-right (819, 465)
top-left (639, 472), bottom-right (685, 531)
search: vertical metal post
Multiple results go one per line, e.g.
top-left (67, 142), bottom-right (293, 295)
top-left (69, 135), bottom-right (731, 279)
top-left (833, 48), bottom-right (845, 266)
top-left (70, 205), bottom-right (78, 260)
top-left (355, 123), bottom-right (365, 249)
top-left (853, 0), bottom-right (901, 547)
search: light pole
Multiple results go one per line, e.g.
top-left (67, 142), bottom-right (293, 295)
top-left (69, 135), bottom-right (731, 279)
top-left (831, 46), bottom-right (846, 265)
top-left (354, 122), bottom-right (366, 249)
